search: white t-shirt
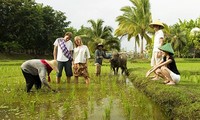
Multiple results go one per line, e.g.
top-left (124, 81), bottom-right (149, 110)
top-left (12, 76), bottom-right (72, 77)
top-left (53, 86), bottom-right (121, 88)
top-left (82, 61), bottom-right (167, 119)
top-left (153, 30), bottom-right (164, 52)
top-left (73, 45), bottom-right (90, 64)
top-left (53, 38), bottom-right (73, 61)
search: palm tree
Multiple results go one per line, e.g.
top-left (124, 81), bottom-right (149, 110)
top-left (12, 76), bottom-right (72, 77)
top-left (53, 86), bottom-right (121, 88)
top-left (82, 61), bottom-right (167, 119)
top-left (84, 19), bottom-right (120, 52)
top-left (170, 24), bottom-right (187, 57)
top-left (115, 0), bottom-right (152, 55)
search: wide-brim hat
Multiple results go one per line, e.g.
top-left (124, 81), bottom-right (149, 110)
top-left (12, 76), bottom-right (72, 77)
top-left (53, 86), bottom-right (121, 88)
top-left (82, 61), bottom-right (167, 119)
top-left (97, 43), bottom-right (103, 48)
top-left (149, 20), bottom-right (164, 29)
top-left (47, 60), bottom-right (59, 72)
top-left (159, 43), bottom-right (174, 55)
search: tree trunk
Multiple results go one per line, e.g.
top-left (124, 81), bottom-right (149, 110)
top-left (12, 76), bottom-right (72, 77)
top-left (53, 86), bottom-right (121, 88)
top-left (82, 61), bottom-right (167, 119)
top-left (193, 50), bottom-right (196, 58)
top-left (140, 35), bottom-right (144, 58)
top-left (134, 40), bottom-right (137, 53)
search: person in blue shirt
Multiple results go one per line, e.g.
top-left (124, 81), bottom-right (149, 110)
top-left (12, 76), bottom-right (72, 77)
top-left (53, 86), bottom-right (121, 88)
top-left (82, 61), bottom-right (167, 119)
top-left (94, 43), bottom-right (110, 76)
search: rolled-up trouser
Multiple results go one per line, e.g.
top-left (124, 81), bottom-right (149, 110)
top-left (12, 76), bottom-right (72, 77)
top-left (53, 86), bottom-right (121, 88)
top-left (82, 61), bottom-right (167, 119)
top-left (95, 63), bottom-right (101, 75)
top-left (21, 70), bottom-right (41, 92)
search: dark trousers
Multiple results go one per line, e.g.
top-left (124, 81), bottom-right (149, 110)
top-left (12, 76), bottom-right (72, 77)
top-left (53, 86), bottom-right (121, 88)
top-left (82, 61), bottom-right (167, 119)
top-left (21, 70), bottom-right (42, 92)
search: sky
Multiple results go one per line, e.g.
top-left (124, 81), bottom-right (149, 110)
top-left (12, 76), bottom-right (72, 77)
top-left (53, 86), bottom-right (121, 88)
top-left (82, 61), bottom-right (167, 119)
top-left (35, 0), bottom-right (200, 51)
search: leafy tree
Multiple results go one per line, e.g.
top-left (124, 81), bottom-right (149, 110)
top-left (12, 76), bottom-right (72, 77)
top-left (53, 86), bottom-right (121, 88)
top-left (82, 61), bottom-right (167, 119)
top-left (169, 24), bottom-right (187, 57)
top-left (190, 27), bottom-right (200, 58)
top-left (115, 0), bottom-right (151, 54)
top-left (0, 0), bottom-right (25, 52)
top-left (0, 0), bottom-right (70, 54)
top-left (80, 19), bottom-right (120, 53)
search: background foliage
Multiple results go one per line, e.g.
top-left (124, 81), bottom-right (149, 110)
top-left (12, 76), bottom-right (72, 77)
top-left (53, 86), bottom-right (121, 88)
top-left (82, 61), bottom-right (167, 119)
top-left (0, 0), bottom-right (200, 58)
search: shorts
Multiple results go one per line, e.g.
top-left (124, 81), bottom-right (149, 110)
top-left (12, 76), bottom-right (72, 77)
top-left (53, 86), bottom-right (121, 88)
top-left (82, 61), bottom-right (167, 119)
top-left (57, 61), bottom-right (73, 77)
top-left (73, 63), bottom-right (89, 78)
top-left (169, 71), bottom-right (180, 83)
top-left (95, 58), bottom-right (103, 65)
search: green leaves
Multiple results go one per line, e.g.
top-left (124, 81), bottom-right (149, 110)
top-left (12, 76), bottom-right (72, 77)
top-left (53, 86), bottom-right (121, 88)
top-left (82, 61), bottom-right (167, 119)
top-left (0, 0), bottom-right (70, 54)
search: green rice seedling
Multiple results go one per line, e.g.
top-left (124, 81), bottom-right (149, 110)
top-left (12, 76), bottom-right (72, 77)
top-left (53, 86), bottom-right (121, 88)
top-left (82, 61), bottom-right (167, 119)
top-left (39, 110), bottom-right (46, 120)
top-left (100, 79), bottom-right (107, 95)
top-left (192, 75), bottom-right (200, 83)
top-left (87, 84), bottom-right (95, 113)
top-left (83, 107), bottom-right (88, 119)
top-left (108, 96), bottom-right (113, 109)
top-left (54, 92), bottom-right (63, 101)
top-left (103, 106), bottom-right (111, 120)
top-left (125, 103), bottom-right (132, 120)
top-left (29, 100), bottom-right (36, 113)
top-left (69, 85), bottom-right (76, 101)
top-left (57, 106), bottom-right (65, 119)
top-left (89, 100), bottom-right (94, 113)
top-left (63, 100), bottom-right (70, 112)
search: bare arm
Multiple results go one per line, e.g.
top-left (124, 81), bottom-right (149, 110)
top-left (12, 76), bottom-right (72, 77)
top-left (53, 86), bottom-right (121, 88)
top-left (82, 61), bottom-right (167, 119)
top-left (146, 59), bottom-right (172, 77)
top-left (39, 70), bottom-right (56, 92)
top-left (159, 37), bottom-right (164, 46)
top-left (53, 45), bottom-right (58, 60)
top-left (146, 58), bottom-right (172, 77)
top-left (153, 59), bottom-right (172, 71)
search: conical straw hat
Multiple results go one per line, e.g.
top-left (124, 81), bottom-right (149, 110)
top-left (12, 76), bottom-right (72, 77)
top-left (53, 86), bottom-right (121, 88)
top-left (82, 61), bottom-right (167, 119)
top-left (159, 43), bottom-right (174, 55)
top-left (149, 20), bottom-right (164, 29)
top-left (47, 60), bottom-right (59, 72)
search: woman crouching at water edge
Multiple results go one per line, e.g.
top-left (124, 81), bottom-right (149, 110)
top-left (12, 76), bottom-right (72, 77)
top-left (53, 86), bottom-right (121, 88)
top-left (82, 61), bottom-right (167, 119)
top-left (73, 36), bottom-right (91, 84)
top-left (146, 43), bottom-right (180, 85)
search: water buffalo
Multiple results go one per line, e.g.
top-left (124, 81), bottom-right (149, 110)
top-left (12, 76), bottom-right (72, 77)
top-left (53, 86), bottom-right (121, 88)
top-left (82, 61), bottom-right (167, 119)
top-left (110, 52), bottom-right (129, 76)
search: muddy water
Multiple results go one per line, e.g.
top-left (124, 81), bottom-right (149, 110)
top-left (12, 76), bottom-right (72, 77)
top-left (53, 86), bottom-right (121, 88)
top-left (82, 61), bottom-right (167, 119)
top-left (0, 75), bottom-right (167, 120)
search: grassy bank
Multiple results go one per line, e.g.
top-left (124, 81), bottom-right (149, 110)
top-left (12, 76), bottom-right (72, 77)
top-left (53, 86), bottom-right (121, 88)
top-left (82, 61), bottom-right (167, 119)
top-left (128, 58), bottom-right (200, 119)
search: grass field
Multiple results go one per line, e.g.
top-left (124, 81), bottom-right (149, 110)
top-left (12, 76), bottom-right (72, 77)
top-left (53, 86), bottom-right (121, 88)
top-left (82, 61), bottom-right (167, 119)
top-left (128, 58), bottom-right (200, 119)
top-left (0, 57), bottom-right (200, 119)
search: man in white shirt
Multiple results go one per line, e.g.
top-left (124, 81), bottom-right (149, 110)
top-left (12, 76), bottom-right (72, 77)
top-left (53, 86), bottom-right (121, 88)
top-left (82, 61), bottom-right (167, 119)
top-left (53, 32), bottom-right (73, 83)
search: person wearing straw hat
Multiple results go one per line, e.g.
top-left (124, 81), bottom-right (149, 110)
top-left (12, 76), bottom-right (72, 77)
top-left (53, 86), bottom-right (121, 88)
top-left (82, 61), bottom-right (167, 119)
top-left (149, 20), bottom-right (165, 80)
top-left (94, 43), bottom-right (111, 76)
top-left (146, 43), bottom-right (180, 85)
top-left (21, 59), bottom-right (58, 92)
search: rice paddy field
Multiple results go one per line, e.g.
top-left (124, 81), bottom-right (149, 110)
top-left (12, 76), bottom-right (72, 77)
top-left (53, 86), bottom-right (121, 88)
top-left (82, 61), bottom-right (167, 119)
top-left (0, 58), bottom-right (200, 119)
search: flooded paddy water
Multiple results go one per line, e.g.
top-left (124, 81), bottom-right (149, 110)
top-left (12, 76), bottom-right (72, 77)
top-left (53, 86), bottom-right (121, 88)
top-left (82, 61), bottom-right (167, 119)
top-left (0, 71), bottom-right (167, 120)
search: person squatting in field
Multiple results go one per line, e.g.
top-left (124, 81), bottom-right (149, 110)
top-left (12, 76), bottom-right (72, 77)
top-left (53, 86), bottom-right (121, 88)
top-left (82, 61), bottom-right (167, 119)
top-left (21, 59), bottom-right (58, 92)
top-left (146, 43), bottom-right (180, 85)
